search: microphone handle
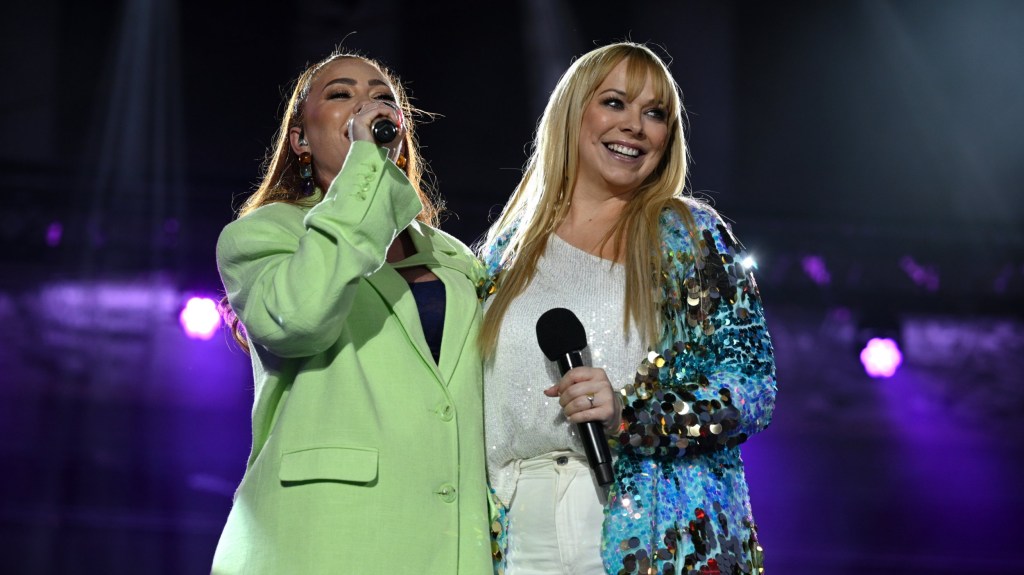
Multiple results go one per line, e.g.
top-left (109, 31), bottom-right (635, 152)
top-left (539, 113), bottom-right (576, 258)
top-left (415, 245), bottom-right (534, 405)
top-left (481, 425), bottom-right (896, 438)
top-left (556, 351), bottom-right (615, 486)
top-left (554, 351), bottom-right (583, 377)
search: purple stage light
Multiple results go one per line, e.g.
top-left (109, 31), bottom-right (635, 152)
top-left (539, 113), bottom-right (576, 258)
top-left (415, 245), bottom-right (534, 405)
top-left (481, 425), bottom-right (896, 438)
top-left (46, 221), bottom-right (63, 247)
top-left (800, 255), bottom-right (831, 286)
top-left (899, 256), bottom-right (940, 292)
top-left (859, 337), bottom-right (903, 378)
top-left (179, 297), bottom-right (221, 340)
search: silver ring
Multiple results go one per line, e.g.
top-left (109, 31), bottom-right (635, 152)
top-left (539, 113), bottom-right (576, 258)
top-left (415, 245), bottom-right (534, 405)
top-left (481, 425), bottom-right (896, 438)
top-left (586, 394), bottom-right (595, 408)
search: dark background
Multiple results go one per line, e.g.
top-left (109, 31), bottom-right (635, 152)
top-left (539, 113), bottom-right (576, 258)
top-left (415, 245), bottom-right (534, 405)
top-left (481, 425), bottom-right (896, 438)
top-left (2, 1), bottom-right (1023, 573)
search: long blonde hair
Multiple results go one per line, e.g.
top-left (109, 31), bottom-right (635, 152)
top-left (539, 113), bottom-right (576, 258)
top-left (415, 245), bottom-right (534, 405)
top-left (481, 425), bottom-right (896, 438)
top-left (477, 41), bottom-right (704, 355)
top-left (224, 49), bottom-right (441, 351)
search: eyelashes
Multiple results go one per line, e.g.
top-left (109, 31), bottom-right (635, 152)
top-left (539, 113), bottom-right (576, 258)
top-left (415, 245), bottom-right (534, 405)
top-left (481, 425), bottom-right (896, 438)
top-left (601, 97), bottom-right (668, 121)
top-left (326, 91), bottom-right (397, 102)
top-left (601, 96), bottom-right (625, 109)
top-left (645, 108), bottom-right (667, 121)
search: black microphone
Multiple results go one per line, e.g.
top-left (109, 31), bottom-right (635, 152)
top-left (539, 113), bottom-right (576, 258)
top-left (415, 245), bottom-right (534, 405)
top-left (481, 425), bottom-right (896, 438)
top-left (372, 118), bottom-right (398, 144)
top-left (536, 307), bottom-right (615, 487)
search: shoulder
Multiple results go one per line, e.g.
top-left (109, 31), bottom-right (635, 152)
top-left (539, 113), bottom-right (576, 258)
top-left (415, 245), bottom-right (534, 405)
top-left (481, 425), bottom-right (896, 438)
top-left (660, 197), bottom-right (723, 232)
top-left (415, 222), bottom-right (487, 283)
top-left (655, 198), bottom-right (716, 251)
top-left (478, 223), bottom-right (516, 268)
top-left (217, 201), bottom-right (309, 256)
top-left (228, 201), bottom-right (310, 230)
top-left (420, 223), bottom-right (477, 260)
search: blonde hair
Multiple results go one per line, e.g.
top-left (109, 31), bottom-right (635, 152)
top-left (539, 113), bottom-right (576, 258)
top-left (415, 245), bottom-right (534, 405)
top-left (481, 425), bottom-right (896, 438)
top-left (225, 49), bottom-right (441, 351)
top-left (477, 41), bottom-right (704, 355)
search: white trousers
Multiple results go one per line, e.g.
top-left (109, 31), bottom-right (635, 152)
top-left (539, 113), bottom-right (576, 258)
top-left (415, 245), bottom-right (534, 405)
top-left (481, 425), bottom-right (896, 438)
top-left (505, 451), bottom-right (607, 575)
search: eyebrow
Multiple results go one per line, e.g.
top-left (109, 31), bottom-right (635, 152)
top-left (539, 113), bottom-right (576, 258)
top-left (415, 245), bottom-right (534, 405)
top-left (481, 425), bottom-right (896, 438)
top-left (322, 77), bottom-right (390, 92)
top-left (598, 88), bottom-right (664, 105)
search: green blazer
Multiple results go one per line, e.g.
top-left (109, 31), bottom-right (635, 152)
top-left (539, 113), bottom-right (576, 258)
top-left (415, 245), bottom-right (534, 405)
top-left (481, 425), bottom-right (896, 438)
top-left (212, 142), bottom-right (492, 574)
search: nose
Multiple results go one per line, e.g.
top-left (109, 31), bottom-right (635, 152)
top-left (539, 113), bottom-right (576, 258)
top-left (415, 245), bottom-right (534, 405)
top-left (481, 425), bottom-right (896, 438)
top-left (353, 99), bottom-right (372, 115)
top-left (354, 99), bottom-right (396, 116)
top-left (620, 111), bottom-right (644, 137)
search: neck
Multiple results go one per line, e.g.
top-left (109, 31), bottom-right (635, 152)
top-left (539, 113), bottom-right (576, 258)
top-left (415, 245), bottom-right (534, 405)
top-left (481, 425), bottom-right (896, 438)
top-left (562, 186), bottom-right (630, 231)
top-left (567, 180), bottom-right (635, 218)
top-left (556, 189), bottom-right (631, 261)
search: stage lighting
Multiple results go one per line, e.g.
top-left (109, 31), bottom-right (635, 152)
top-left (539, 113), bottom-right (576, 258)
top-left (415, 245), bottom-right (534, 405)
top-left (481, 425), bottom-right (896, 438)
top-left (854, 309), bottom-right (903, 378)
top-left (179, 297), bottom-right (221, 340)
top-left (859, 337), bottom-right (903, 378)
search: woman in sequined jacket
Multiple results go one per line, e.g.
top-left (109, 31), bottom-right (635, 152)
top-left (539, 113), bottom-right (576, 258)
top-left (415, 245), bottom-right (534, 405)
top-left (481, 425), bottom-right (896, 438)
top-left (212, 50), bottom-right (493, 574)
top-left (476, 42), bottom-right (777, 575)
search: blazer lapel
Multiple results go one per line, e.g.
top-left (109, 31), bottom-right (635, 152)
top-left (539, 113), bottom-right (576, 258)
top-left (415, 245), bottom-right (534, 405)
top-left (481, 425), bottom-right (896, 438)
top-left (399, 222), bottom-right (479, 385)
top-left (363, 259), bottom-right (440, 381)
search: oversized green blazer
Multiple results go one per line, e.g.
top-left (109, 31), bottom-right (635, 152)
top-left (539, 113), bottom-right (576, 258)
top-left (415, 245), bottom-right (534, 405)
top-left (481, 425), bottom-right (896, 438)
top-left (211, 142), bottom-right (492, 574)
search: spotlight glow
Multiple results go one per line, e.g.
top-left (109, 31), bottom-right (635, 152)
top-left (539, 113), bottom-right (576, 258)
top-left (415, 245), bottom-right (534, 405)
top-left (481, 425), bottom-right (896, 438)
top-left (46, 221), bottom-right (63, 247)
top-left (800, 255), bottom-right (831, 285)
top-left (179, 297), bottom-right (222, 340)
top-left (859, 337), bottom-right (903, 378)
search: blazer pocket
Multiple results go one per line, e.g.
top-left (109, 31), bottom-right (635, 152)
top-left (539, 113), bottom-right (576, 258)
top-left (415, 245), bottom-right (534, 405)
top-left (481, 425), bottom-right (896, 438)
top-left (279, 446), bottom-right (378, 484)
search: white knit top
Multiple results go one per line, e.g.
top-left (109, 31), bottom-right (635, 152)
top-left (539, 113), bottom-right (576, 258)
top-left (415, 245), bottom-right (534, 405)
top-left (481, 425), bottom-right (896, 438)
top-left (484, 234), bottom-right (646, 505)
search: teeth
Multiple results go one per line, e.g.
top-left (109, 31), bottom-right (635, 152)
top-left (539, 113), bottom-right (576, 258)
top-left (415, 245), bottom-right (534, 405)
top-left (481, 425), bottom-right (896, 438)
top-left (607, 143), bottom-right (640, 157)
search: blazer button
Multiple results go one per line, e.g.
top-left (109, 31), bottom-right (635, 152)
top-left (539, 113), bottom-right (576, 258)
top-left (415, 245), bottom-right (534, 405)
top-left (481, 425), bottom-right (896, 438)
top-left (440, 404), bottom-right (454, 421)
top-left (436, 484), bottom-right (457, 503)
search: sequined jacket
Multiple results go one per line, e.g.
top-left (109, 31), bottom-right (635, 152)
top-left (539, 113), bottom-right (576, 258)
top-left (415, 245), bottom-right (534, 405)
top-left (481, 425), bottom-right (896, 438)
top-left (480, 202), bottom-right (777, 575)
top-left (213, 142), bottom-right (493, 575)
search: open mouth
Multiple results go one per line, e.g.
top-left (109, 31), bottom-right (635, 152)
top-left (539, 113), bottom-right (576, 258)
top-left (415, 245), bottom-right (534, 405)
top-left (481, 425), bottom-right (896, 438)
top-left (605, 143), bottom-right (641, 158)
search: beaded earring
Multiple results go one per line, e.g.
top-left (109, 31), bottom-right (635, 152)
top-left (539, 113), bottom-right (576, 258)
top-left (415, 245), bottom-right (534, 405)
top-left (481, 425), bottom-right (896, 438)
top-left (298, 151), bottom-right (314, 196)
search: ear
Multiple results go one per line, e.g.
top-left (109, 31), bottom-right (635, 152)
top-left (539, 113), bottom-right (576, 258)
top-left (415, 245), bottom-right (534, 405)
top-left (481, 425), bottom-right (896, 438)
top-left (288, 127), bottom-right (306, 156)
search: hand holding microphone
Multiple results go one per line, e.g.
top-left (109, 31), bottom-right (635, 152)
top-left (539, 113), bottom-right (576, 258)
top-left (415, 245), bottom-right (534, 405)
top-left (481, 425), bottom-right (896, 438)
top-left (346, 101), bottom-right (404, 162)
top-left (536, 308), bottom-right (617, 486)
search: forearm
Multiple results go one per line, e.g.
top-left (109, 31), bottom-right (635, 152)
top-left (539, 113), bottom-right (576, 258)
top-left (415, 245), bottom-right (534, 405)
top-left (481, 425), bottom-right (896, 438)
top-left (218, 142), bottom-right (423, 357)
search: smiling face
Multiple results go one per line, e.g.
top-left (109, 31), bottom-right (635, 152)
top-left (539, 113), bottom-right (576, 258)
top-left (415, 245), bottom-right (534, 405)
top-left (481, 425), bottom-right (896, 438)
top-left (290, 57), bottom-right (398, 189)
top-left (575, 58), bottom-right (670, 200)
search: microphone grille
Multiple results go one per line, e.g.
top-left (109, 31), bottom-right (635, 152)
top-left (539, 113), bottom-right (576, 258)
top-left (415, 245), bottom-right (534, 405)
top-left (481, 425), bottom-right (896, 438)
top-left (535, 307), bottom-right (588, 360)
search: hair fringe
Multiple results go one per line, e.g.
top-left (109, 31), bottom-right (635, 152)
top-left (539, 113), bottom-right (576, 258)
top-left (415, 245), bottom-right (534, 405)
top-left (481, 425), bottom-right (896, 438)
top-left (476, 42), bottom-right (706, 357)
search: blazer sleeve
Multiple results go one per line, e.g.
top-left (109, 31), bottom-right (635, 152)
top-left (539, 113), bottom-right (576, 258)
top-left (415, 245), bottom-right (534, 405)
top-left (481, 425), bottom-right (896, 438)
top-left (216, 142), bottom-right (423, 357)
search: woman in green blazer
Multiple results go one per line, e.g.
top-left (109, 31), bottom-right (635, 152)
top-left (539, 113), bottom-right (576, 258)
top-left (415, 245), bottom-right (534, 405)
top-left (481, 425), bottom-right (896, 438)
top-left (211, 50), bottom-right (493, 574)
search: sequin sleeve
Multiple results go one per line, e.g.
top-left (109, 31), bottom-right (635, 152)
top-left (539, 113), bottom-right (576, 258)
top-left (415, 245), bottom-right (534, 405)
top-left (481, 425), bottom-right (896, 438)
top-left (614, 205), bottom-right (777, 459)
top-left (478, 226), bottom-right (512, 575)
top-left (476, 225), bottom-right (515, 303)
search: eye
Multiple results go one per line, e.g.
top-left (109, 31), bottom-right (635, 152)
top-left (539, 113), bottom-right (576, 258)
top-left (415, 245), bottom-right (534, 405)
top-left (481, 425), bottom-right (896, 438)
top-left (373, 92), bottom-right (397, 103)
top-left (327, 90), bottom-right (352, 100)
top-left (645, 107), bottom-right (667, 121)
top-left (601, 97), bottom-right (625, 109)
